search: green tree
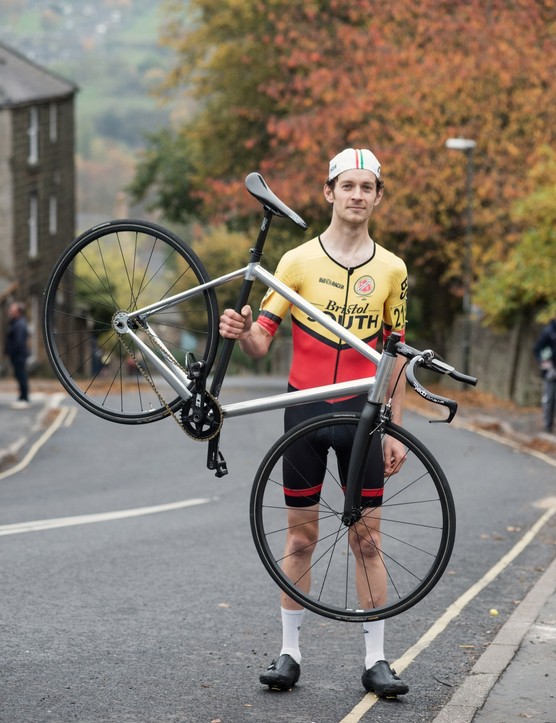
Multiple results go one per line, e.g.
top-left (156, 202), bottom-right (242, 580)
top-left (474, 147), bottom-right (556, 327)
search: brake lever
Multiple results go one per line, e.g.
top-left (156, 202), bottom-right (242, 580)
top-left (406, 356), bottom-right (459, 423)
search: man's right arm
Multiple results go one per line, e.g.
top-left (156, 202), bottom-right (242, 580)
top-left (219, 305), bottom-right (272, 359)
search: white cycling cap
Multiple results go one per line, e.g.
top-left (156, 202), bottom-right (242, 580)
top-left (327, 148), bottom-right (381, 181)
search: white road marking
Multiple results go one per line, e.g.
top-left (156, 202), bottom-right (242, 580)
top-left (0, 405), bottom-right (70, 481)
top-left (0, 498), bottom-right (212, 536)
top-left (340, 504), bottom-right (556, 721)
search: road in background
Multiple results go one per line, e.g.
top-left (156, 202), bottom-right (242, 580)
top-left (1, 380), bottom-right (555, 722)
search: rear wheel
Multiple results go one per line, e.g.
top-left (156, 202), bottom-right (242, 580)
top-left (43, 220), bottom-right (219, 424)
top-left (250, 413), bottom-right (455, 622)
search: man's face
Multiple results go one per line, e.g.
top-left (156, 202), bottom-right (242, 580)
top-left (324, 169), bottom-right (382, 225)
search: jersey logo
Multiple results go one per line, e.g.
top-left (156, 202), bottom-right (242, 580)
top-left (354, 275), bottom-right (375, 296)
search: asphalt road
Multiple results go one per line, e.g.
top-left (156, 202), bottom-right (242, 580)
top-left (1, 381), bottom-right (555, 722)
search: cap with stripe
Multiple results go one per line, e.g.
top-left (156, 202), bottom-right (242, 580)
top-left (328, 148), bottom-right (381, 181)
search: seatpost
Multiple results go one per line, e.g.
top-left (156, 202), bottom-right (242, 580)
top-left (210, 208), bottom-right (274, 398)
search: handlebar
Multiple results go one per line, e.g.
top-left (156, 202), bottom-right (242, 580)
top-left (395, 341), bottom-right (478, 423)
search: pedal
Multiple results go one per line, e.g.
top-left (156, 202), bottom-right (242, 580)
top-left (214, 451), bottom-right (228, 478)
top-left (185, 352), bottom-right (205, 380)
top-left (207, 436), bottom-right (228, 477)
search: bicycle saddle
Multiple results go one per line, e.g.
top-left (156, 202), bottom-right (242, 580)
top-left (245, 172), bottom-right (308, 229)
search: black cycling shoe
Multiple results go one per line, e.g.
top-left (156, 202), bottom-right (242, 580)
top-left (259, 654), bottom-right (300, 690)
top-left (362, 660), bottom-right (409, 698)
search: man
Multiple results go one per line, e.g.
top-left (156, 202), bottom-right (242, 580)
top-left (533, 318), bottom-right (556, 433)
top-left (219, 148), bottom-right (409, 697)
top-left (5, 302), bottom-right (30, 409)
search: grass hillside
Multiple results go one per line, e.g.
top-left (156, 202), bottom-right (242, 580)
top-left (1, 0), bottom-right (183, 222)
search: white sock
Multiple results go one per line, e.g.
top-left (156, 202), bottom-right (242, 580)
top-left (280, 607), bottom-right (304, 664)
top-left (363, 620), bottom-right (385, 670)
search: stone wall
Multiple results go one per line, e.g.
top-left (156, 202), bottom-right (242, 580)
top-left (446, 317), bottom-right (542, 406)
top-left (269, 317), bottom-right (544, 408)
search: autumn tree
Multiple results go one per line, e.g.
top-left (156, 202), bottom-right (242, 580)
top-left (133, 0), bottom-right (556, 346)
top-left (474, 146), bottom-right (556, 327)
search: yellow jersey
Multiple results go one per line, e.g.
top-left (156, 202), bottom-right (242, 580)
top-left (257, 236), bottom-right (407, 390)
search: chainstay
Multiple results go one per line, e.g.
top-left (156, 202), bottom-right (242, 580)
top-left (117, 322), bottom-right (222, 441)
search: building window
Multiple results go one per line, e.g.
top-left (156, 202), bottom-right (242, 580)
top-left (49, 195), bottom-right (57, 234)
top-left (29, 193), bottom-right (38, 258)
top-left (49, 103), bottom-right (58, 143)
top-left (28, 106), bottom-right (39, 164)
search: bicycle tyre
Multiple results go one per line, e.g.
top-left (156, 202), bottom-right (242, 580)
top-left (43, 219), bottom-right (219, 424)
top-left (250, 413), bottom-right (455, 622)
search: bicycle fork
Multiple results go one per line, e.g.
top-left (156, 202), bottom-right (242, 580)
top-left (341, 333), bottom-right (401, 526)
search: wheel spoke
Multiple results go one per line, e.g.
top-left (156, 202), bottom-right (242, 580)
top-left (251, 414), bottom-right (455, 621)
top-left (43, 221), bottom-right (218, 424)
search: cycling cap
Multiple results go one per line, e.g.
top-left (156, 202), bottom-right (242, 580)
top-left (328, 148), bottom-right (381, 181)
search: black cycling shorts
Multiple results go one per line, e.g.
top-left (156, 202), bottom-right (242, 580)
top-left (283, 391), bottom-right (384, 509)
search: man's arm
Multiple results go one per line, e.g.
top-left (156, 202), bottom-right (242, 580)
top-left (219, 305), bottom-right (272, 359)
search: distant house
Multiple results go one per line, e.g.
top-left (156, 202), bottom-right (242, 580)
top-left (0, 41), bottom-right (77, 373)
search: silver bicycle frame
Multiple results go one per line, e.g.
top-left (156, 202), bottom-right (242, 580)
top-left (120, 262), bottom-right (387, 413)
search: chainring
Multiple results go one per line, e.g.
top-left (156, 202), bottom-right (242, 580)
top-left (180, 392), bottom-right (223, 441)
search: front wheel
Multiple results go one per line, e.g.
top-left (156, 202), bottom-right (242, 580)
top-left (43, 220), bottom-right (219, 424)
top-left (250, 413), bottom-right (455, 622)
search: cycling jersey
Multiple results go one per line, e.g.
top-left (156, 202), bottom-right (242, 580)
top-left (257, 235), bottom-right (408, 391)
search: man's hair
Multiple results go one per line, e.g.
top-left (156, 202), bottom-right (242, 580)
top-left (10, 301), bottom-right (26, 315)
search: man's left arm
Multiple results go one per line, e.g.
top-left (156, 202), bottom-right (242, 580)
top-left (382, 268), bottom-right (408, 474)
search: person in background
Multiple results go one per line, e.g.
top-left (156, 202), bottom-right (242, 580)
top-left (5, 302), bottom-right (30, 409)
top-left (219, 148), bottom-right (409, 697)
top-left (533, 318), bottom-right (556, 433)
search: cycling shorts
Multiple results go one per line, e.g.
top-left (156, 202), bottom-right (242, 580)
top-left (283, 391), bottom-right (384, 508)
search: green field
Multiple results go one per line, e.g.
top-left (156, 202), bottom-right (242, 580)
top-left (1, 1), bottom-right (174, 154)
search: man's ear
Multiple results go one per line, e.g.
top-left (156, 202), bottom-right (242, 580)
top-left (374, 187), bottom-right (383, 207)
top-left (323, 183), bottom-right (334, 204)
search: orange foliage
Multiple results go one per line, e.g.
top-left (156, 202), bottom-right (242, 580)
top-left (156, 0), bottom-right (556, 320)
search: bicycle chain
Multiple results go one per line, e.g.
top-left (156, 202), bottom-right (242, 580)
top-left (116, 315), bottom-right (223, 441)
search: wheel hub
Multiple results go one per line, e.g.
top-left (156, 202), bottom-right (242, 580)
top-left (112, 310), bottom-right (130, 335)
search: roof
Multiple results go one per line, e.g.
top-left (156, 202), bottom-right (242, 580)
top-left (0, 41), bottom-right (77, 108)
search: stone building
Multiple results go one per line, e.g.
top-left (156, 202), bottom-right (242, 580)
top-left (0, 41), bottom-right (77, 371)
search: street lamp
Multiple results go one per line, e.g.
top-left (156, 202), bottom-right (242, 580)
top-left (445, 137), bottom-right (476, 376)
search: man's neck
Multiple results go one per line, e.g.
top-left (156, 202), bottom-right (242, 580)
top-left (320, 222), bottom-right (374, 267)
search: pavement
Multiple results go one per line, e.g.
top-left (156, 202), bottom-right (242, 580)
top-left (1, 377), bottom-right (555, 722)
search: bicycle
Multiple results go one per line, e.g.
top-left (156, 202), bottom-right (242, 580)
top-left (43, 172), bottom-right (478, 622)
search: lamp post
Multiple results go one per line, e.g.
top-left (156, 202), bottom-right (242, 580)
top-left (445, 137), bottom-right (476, 376)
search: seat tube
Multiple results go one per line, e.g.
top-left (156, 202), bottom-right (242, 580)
top-left (210, 209), bottom-right (274, 398)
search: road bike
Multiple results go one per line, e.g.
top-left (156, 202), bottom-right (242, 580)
top-left (43, 172), bottom-right (477, 622)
